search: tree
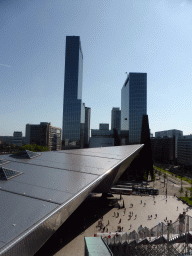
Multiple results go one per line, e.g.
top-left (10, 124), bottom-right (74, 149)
top-left (151, 173), bottom-right (156, 182)
top-left (143, 171), bottom-right (148, 181)
top-left (20, 144), bottom-right (50, 152)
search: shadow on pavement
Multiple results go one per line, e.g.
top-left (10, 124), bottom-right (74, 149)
top-left (35, 194), bottom-right (119, 256)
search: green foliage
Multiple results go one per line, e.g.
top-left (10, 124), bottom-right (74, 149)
top-left (180, 197), bottom-right (192, 206)
top-left (154, 166), bottom-right (169, 175)
top-left (186, 187), bottom-right (192, 198)
top-left (185, 190), bottom-right (188, 198)
top-left (20, 144), bottom-right (50, 152)
top-left (154, 166), bottom-right (192, 185)
top-left (0, 143), bottom-right (20, 153)
top-left (143, 171), bottom-right (148, 181)
top-left (151, 174), bottom-right (156, 181)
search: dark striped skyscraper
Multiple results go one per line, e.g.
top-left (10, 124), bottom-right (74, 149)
top-left (62, 36), bottom-right (86, 148)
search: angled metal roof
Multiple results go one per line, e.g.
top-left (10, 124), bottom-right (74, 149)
top-left (0, 145), bottom-right (143, 256)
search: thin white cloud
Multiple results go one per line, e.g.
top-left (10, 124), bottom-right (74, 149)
top-left (0, 63), bottom-right (11, 68)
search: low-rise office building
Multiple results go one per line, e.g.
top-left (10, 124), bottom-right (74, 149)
top-left (90, 123), bottom-right (113, 148)
top-left (0, 132), bottom-right (25, 146)
top-left (155, 129), bottom-right (183, 158)
top-left (90, 123), bottom-right (128, 147)
top-left (151, 137), bottom-right (175, 163)
top-left (89, 137), bottom-right (114, 148)
top-left (26, 122), bottom-right (61, 150)
top-left (177, 135), bottom-right (192, 167)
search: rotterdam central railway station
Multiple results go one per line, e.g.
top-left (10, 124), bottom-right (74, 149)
top-left (0, 145), bottom-right (143, 256)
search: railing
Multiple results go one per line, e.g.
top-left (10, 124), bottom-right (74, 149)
top-left (102, 215), bottom-right (192, 246)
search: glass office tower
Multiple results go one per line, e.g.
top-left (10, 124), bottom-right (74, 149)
top-left (121, 73), bottom-right (147, 144)
top-left (62, 36), bottom-right (85, 147)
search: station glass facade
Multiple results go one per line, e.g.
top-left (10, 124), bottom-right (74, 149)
top-left (121, 73), bottom-right (147, 144)
top-left (62, 36), bottom-right (85, 146)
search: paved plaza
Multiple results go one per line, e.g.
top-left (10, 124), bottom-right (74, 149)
top-left (55, 193), bottom-right (192, 255)
top-left (49, 175), bottom-right (192, 256)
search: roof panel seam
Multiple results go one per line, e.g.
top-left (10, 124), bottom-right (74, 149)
top-left (56, 152), bottom-right (122, 160)
top-left (5, 160), bottom-right (101, 176)
top-left (0, 189), bottom-right (60, 205)
top-left (0, 180), bottom-right (76, 195)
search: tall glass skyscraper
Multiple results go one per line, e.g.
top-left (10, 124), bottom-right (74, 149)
top-left (121, 72), bottom-right (147, 144)
top-left (62, 36), bottom-right (85, 147)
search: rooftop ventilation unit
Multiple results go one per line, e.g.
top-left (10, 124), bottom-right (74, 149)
top-left (0, 167), bottom-right (23, 180)
top-left (0, 159), bottom-right (10, 165)
top-left (10, 150), bottom-right (41, 159)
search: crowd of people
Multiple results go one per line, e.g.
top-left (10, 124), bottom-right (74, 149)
top-left (95, 197), bottom-right (159, 234)
top-left (95, 194), bottom-right (190, 237)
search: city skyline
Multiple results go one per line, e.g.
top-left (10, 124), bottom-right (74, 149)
top-left (1, 0), bottom-right (192, 136)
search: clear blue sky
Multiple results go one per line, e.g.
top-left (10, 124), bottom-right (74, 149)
top-left (0, 0), bottom-right (192, 136)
